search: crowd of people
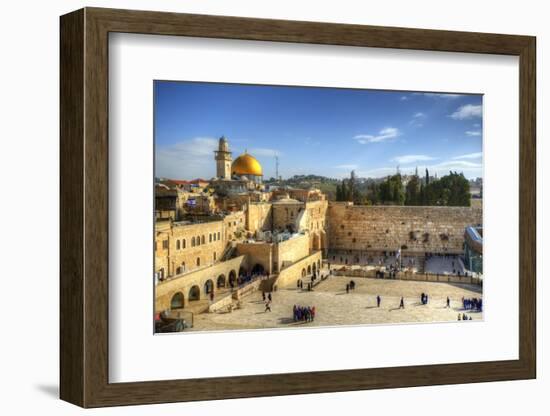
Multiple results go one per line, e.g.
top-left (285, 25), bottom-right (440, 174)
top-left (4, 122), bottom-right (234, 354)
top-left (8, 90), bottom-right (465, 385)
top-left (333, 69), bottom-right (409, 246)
top-left (462, 297), bottom-right (482, 311)
top-left (293, 304), bottom-right (316, 322)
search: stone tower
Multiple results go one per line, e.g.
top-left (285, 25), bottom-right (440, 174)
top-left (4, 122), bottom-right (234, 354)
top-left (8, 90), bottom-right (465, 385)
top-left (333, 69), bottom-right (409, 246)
top-left (214, 136), bottom-right (232, 179)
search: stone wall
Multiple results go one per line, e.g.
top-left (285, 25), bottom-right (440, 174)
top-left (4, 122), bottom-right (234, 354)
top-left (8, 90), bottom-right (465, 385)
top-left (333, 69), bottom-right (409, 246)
top-left (155, 255), bottom-right (247, 312)
top-left (275, 234), bottom-right (310, 272)
top-left (246, 202), bottom-right (272, 234)
top-left (275, 251), bottom-right (323, 289)
top-left (328, 203), bottom-right (482, 254)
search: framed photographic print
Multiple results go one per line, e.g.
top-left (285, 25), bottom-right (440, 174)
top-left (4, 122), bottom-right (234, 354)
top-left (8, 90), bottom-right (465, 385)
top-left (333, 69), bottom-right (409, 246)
top-left (60, 7), bottom-right (536, 408)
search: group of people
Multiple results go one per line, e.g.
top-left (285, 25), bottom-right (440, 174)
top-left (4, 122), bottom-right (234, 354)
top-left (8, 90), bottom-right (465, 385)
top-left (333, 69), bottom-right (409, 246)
top-left (458, 313), bottom-right (473, 321)
top-left (345, 280), bottom-right (356, 293)
top-left (462, 297), bottom-right (482, 311)
top-left (293, 304), bottom-right (316, 322)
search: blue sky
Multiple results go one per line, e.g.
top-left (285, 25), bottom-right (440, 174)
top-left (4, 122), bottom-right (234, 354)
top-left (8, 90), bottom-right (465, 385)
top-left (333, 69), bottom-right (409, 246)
top-left (154, 81), bottom-right (483, 180)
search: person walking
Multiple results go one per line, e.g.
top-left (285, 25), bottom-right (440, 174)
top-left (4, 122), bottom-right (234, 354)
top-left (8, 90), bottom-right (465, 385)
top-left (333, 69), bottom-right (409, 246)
top-left (399, 296), bottom-right (405, 309)
top-left (346, 284), bottom-right (349, 294)
top-left (376, 295), bottom-right (381, 308)
top-left (446, 296), bottom-right (451, 308)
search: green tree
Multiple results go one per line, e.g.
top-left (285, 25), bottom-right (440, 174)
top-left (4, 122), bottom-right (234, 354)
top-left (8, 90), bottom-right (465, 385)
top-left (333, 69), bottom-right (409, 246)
top-left (405, 174), bottom-right (421, 205)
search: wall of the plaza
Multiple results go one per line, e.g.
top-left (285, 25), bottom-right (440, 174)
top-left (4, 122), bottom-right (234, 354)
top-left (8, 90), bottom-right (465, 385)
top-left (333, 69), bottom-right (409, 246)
top-left (155, 255), bottom-right (247, 312)
top-left (275, 251), bottom-right (323, 289)
top-left (328, 203), bottom-right (482, 254)
top-left (274, 233), bottom-right (310, 272)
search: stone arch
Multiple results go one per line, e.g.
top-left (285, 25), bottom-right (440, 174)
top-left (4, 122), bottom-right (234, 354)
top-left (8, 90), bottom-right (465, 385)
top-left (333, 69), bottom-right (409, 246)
top-left (312, 262), bottom-right (317, 273)
top-left (307, 265), bottom-right (312, 275)
top-left (302, 268), bottom-right (306, 277)
top-left (204, 279), bottom-right (214, 295)
top-left (188, 285), bottom-right (200, 301)
top-left (228, 270), bottom-right (237, 287)
top-left (251, 264), bottom-right (264, 275)
top-left (217, 274), bottom-right (226, 288)
top-left (170, 292), bottom-right (184, 309)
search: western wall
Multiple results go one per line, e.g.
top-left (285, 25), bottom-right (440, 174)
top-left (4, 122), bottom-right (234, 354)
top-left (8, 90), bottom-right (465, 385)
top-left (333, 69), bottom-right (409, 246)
top-left (327, 203), bottom-right (482, 255)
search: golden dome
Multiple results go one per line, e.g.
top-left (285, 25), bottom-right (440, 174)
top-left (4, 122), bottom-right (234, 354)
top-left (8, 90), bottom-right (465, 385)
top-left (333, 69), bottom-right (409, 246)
top-left (232, 152), bottom-right (263, 176)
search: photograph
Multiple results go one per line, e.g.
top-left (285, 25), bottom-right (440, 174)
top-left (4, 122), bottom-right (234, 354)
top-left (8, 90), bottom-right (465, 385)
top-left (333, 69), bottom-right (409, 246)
top-left (153, 81), bottom-right (484, 333)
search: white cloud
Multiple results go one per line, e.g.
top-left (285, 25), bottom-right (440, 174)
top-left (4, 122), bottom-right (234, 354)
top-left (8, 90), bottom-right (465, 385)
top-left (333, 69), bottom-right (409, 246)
top-left (391, 154), bottom-right (435, 164)
top-left (465, 130), bottom-right (482, 137)
top-left (452, 152), bottom-right (483, 160)
top-left (413, 112), bottom-right (425, 118)
top-left (247, 148), bottom-right (282, 157)
top-left (304, 137), bottom-right (320, 146)
top-left (450, 104), bottom-right (482, 120)
top-left (155, 137), bottom-right (218, 179)
top-left (400, 96), bottom-right (409, 101)
top-left (354, 127), bottom-right (401, 144)
top-left (334, 164), bottom-right (359, 170)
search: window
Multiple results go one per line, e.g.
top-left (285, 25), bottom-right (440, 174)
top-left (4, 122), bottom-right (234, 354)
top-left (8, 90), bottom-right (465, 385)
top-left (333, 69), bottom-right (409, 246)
top-left (201, 235), bottom-right (205, 244)
top-left (196, 235), bottom-right (201, 246)
top-left (182, 239), bottom-right (186, 249)
top-left (196, 257), bottom-right (201, 267)
top-left (217, 232), bottom-right (221, 240)
top-left (176, 240), bottom-right (180, 250)
top-left (191, 236), bottom-right (195, 247)
top-left (162, 240), bottom-right (168, 249)
top-left (209, 233), bottom-right (212, 243)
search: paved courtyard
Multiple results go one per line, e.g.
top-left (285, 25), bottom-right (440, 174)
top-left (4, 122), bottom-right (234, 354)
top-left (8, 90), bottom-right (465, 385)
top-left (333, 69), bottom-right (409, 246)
top-left (190, 275), bottom-right (483, 332)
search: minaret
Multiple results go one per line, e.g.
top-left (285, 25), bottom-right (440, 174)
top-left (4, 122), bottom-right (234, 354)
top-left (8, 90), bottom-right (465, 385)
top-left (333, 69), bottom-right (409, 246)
top-left (214, 136), bottom-right (232, 179)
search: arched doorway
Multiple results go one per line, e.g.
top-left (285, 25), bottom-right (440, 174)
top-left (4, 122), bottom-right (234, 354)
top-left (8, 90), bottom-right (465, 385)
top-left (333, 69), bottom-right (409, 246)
top-left (188, 285), bottom-right (200, 301)
top-left (307, 265), bottom-right (312, 275)
top-left (204, 279), bottom-right (214, 295)
top-left (302, 268), bottom-right (306, 277)
top-left (251, 264), bottom-right (264, 275)
top-left (228, 270), bottom-right (237, 288)
top-left (217, 274), bottom-right (226, 288)
top-left (170, 292), bottom-right (184, 309)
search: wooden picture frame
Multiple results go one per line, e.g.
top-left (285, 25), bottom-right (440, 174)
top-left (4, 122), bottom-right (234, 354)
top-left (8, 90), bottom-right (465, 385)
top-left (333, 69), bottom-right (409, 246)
top-left (60, 7), bottom-right (536, 408)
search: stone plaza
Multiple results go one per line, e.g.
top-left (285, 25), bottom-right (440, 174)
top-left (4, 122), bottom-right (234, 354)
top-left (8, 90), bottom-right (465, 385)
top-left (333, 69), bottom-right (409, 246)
top-left (190, 274), bottom-right (482, 332)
